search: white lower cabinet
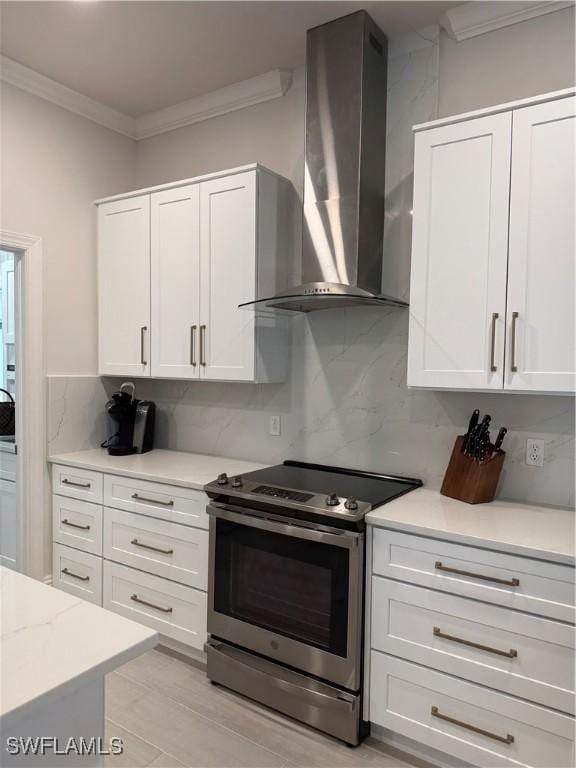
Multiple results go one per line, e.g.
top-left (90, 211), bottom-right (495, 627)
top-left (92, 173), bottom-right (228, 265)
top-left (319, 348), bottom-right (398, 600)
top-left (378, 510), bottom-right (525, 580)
top-left (0, 478), bottom-right (17, 569)
top-left (52, 464), bottom-right (208, 653)
top-left (370, 654), bottom-right (574, 768)
top-left (369, 527), bottom-right (575, 767)
top-left (103, 560), bottom-right (207, 650)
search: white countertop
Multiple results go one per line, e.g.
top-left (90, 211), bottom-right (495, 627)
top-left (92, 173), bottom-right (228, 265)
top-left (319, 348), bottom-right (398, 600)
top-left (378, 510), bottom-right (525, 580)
top-left (0, 437), bottom-right (16, 454)
top-left (367, 487), bottom-right (575, 566)
top-left (48, 448), bottom-right (267, 490)
top-left (0, 566), bottom-right (158, 726)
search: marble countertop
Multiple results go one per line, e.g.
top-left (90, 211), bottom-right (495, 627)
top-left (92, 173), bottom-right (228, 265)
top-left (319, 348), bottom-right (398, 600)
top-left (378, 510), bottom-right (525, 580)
top-left (0, 566), bottom-right (158, 726)
top-left (48, 448), bottom-right (267, 490)
top-left (367, 487), bottom-right (575, 566)
top-left (0, 436), bottom-right (16, 454)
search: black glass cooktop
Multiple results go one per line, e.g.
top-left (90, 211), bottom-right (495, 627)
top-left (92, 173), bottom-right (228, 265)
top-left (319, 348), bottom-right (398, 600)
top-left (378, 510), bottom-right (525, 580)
top-left (240, 461), bottom-right (422, 509)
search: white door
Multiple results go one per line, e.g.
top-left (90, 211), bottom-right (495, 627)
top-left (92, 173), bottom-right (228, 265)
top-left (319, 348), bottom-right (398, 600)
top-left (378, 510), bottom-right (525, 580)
top-left (1, 260), bottom-right (15, 345)
top-left (151, 185), bottom-right (200, 379)
top-left (408, 113), bottom-right (512, 390)
top-left (505, 96), bottom-right (576, 393)
top-left (199, 172), bottom-right (256, 381)
top-left (98, 195), bottom-right (151, 377)
top-left (0, 479), bottom-right (17, 569)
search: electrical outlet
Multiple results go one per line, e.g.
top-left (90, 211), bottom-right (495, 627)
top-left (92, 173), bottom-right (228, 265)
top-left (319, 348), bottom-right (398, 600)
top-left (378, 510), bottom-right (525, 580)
top-left (269, 415), bottom-right (281, 437)
top-left (526, 438), bottom-right (545, 467)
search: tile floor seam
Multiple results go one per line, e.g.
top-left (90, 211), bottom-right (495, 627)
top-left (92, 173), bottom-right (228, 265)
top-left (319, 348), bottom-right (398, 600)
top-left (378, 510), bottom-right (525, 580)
top-left (111, 670), bottom-right (291, 767)
top-left (106, 716), bottom-right (183, 768)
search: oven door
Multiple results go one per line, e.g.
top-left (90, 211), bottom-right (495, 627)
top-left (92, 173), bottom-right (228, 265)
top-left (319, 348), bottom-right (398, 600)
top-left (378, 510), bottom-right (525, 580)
top-left (207, 503), bottom-right (364, 691)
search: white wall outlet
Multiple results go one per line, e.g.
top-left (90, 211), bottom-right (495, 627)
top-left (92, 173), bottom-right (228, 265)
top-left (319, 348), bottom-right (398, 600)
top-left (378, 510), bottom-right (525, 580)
top-left (526, 438), bottom-right (545, 467)
top-left (269, 415), bottom-right (281, 437)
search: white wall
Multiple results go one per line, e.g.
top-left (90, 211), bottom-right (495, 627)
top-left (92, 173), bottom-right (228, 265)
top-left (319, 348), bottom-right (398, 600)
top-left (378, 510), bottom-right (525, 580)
top-left (438, 5), bottom-right (575, 116)
top-left (0, 83), bottom-right (137, 374)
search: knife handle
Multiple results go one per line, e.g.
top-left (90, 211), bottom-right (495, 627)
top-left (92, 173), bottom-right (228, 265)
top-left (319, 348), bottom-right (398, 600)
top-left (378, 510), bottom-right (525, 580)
top-left (494, 427), bottom-right (507, 453)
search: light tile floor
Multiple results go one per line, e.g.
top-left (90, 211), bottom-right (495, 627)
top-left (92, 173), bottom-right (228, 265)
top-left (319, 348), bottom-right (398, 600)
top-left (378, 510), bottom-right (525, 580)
top-left (105, 649), bottom-right (420, 768)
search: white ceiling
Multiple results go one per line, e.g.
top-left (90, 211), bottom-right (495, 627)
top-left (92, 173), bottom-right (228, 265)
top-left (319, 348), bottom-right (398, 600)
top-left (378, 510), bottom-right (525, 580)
top-left (0, 1), bottom-right (458, 116)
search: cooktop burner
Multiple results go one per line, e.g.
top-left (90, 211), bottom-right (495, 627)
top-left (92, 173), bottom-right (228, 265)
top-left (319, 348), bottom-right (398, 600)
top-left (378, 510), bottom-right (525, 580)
top-left (204, 460), bottom-right (422, 522)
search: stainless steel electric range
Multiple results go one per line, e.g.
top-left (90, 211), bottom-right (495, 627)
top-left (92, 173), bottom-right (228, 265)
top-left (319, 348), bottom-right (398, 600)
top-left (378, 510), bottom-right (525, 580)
top-left (204, 461), bottom-right (421, 745)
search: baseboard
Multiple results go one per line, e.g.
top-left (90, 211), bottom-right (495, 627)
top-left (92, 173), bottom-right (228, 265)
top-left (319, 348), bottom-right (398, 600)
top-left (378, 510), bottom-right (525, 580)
top-left (369, 725), bottom-right (474, 768)
top-left (43, 574), bottom-right (53, 586)
top-left (157, 637), bottom-right (207, 670)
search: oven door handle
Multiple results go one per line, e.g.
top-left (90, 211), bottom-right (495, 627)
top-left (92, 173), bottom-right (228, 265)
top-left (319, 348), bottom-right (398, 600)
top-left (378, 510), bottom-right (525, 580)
top-left (207, 504), bottom-right (361, 549)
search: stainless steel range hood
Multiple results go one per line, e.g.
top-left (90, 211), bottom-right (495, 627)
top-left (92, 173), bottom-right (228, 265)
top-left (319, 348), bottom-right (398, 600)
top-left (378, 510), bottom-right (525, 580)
top-left (241, 11), bottom-right (407, 313)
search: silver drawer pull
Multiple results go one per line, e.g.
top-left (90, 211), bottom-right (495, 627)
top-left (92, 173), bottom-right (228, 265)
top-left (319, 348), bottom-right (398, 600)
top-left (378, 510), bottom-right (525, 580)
top-left (62, 518), bottom-right (91, 531)
top-left (130, 593), bottom-right (173, 614)
top-left (62, 478), bottom-right (91, 489)
top-left (131, 538), bottom-right (174, 555)
top-left (61, 567), bottom-right (90, 582)
top-left (435, 561), bottom-right (519, 587)
top-left (131, 493), bottom-right (174, 507)
top-left (431, 706), bottom-right (514, 745)
top-left (433, 627), bottom-right (518, 659)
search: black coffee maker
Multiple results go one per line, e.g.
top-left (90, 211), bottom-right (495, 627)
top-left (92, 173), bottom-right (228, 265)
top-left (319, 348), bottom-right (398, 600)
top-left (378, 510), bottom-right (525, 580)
top-left (104, 382), bottom-right (155, 456)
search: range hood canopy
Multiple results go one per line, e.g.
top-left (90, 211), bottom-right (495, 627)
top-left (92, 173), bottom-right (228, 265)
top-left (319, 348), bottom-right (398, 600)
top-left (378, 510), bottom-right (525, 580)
top-left (242, 11), bottom-right (407, 313)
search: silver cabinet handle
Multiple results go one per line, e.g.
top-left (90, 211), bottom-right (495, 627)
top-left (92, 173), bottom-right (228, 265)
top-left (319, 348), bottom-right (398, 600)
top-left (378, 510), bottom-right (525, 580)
top-left (490, 312), bottom-right (498, 372)
top-left (62, 478), bottom-right (91, 489)
top-left (61, 567), bottom-right (90, 582)
top-left (131, 538), bottom-right (174, 555)
top-left (130, 593), bottom-right (173, 614)
top-left (510, 312), bottom-right (519, 372)
top-left (141, 326), bottom-right (148, 366)
top-left (131, 493), bottom-right (174, 507)
top-left (431, 707), bottom-right (514, 745)
top-left (433, 627), bottom-right (517, 658)
top-left (62, 518), bottom-right (91, 531)
top-left (200, 324), bottom-right (207, 367)
top-left (190, 325), bottom-right (197, 366)
top-left (435, 561), bottom-right (519, 587)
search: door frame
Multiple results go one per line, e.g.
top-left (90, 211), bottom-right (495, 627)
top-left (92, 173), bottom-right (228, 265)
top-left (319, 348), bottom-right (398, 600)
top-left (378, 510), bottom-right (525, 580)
top-left (0, 230), bottom-right (45, 580)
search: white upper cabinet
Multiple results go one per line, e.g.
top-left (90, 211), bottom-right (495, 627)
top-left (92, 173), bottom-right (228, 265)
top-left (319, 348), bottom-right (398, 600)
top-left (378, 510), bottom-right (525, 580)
top-left (97, 165), bottom-right (292, 383)
top-left (408, 90), bottom-right (576, 394)
top-left (505, 96), bottom-right (575, 393)
top-left (98, 195), bottom-right (151, 377)
top-left (199, 172), bottom-right (256, 381)
top-left (408, 114), bottom-right (511, 390)
top-left (151, 185), bottom-right (201, 379)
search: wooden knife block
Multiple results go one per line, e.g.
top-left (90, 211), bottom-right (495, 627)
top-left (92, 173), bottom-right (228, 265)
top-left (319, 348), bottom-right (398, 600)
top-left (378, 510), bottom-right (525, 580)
top-left (441, 435), bottom-right (505, 505)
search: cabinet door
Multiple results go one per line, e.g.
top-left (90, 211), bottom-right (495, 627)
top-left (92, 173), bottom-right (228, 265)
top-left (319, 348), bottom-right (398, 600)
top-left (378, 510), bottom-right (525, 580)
top-left (408, 114), bottom-right (511, 390)
top-left (98, 195), bottom-right (150, 376)
top-left (199, 172), bottom-right (256, 381)
top-left (505, 96), bottom-right (576, 393)
top-left (151, 185), bottom-right (200, 379)
top-left (0, 479), bottom-right (17, 569)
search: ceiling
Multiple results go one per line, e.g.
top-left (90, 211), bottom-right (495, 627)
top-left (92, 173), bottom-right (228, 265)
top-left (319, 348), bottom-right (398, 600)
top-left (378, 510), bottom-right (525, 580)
top-left (0, 1), bottom-right (458, 116)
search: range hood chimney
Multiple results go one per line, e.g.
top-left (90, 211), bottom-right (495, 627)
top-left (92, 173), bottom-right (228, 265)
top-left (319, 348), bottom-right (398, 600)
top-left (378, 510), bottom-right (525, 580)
top-left (241, 10), bottom-right (408, 313)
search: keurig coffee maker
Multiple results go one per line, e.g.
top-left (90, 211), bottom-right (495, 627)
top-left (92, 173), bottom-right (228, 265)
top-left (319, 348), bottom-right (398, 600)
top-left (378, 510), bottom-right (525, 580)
top-left (104, 382), bottom-right (155, 456)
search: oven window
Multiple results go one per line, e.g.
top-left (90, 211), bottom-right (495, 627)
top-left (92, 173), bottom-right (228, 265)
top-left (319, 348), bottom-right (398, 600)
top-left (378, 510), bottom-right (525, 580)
top-left (214, 519), bottom-right (350, 657)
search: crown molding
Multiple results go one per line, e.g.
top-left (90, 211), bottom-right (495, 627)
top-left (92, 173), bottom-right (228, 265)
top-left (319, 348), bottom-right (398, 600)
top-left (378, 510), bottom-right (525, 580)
top-left (0, 55), bottom-right (137, 138)
top-left (441, 1), bottom-right (574, 41)
top-left (135, 69), bottom-right (292, 139)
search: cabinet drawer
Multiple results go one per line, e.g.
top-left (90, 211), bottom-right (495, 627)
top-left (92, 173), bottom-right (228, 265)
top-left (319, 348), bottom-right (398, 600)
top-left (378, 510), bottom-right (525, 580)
top-left (53, 495), bottom-right (103, 556)
top-left (103, 561), bottom-right (207, 649)
top-left (372, 528), bottom-right (575, 622)
top-left (370, 653), bottom-right (574, 768)
top-left (372, 577), bottom-right (575, 714)
top-left (104, 475), bottom-right (208, 529)
top-left (52, 544), bottom-right (102, 605)
top-left (52, 465), bottom-right (103, 504)
top-left (103, 507), bottom-right (208, 589)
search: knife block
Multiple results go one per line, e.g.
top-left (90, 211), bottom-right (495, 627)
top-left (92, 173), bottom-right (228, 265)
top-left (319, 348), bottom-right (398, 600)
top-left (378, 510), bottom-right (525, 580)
top-left (441, 435), bottom-right (505, 505)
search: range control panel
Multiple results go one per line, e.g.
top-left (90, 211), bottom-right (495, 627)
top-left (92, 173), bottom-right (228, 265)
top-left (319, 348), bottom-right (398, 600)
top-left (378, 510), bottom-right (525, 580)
top-left (252, 485), bottom-right (314, 503)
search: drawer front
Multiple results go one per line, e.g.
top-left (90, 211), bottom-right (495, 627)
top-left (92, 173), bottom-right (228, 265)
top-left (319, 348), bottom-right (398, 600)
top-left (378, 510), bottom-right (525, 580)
top-left (370, 653), bottom-right (574, 768)
top-left (372, 528), bottom-right (575, 622)
top-left (104, 475), bottom-right (208, 529)
top-left (103, 560), bottom-right (207, 649)
top-left (53, 495), bottom-right (103, 556)
top-left (52, 543), bottom-right (102, 605)
top-left (372, 577), bottom-right (575, 714)
top-left (52, 464), bottom-right (103, 504)
top-left (103, 507), bottom-right (208, 590)
top-left (0, 451), bottom-right (17, 482)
